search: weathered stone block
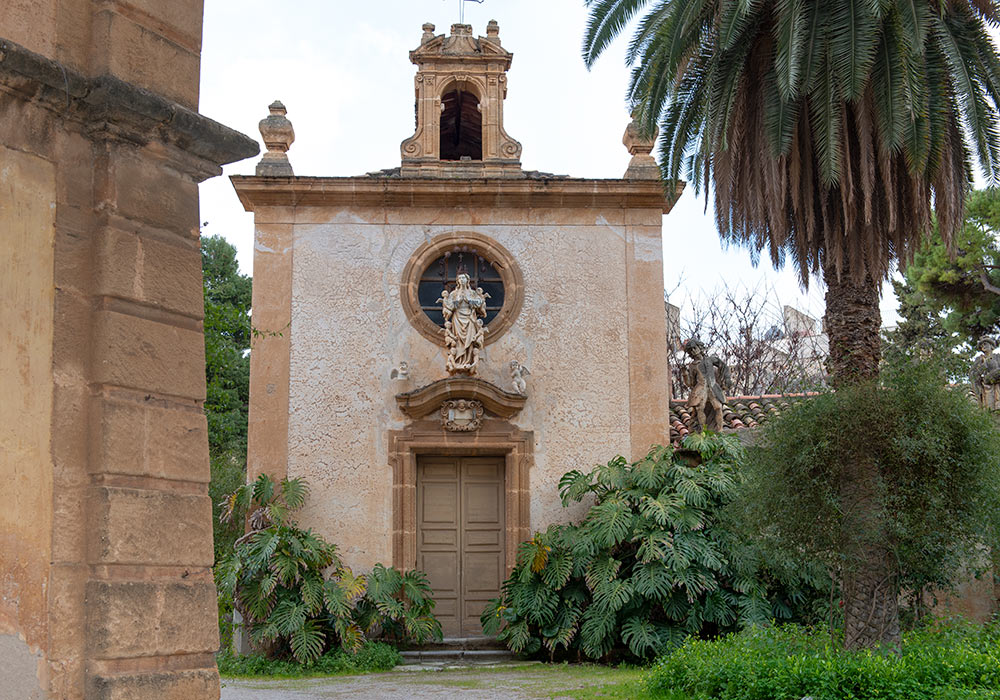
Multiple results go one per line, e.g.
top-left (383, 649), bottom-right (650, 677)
top-left (139, 236), bottom-right (204, 317)
top-left (54, 206), bottom-right (97, 294)
top-left (91, 310), bottom-right (206, 400)
top-left (54, 131), bottom-right (95, 210)
top-left (95, 227), bottom-right (203, 317)
top-left (89, 669), bottom-right (220, 700)
top-left (118, 0), bottom-right (205, 51)
top-left (100, 146), bottom-right (200, 236)
top-left (86, 580), bottom-right (219, 659)
top-left (90, 10), bottom-right (201, 110)
top-left (88, 487), bottom-right (213, 567)
top-left (94, 396), bottom-right (210, 483)
top-left (46, 563), bottom-right (86, 661)
top-left (52, 288), bottom-right (92, 378)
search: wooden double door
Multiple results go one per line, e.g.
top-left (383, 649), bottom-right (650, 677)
top-left (416, 456), bottom-right (505, 638)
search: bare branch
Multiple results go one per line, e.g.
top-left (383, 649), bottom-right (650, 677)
top-left (978, 267), bottom-right (1000, 296)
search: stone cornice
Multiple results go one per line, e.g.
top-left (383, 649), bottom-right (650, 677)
top-left (231, 175), bottom-right (684, 213)
top-left (396, 377), bottom-right (526, 419)
top-left (0, 37), bottom-right (259, 179)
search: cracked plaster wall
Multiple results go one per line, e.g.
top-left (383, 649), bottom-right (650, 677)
top-left (283, 206), bottom-right (660, 570)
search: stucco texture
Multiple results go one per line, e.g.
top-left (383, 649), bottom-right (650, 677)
top-left (277, 205), bottom-right (664, 571)
top-left (0, 144), bottom-right (55, 693)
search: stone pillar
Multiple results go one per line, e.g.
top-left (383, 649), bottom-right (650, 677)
top-left (622, 117), bottom-right (680, 458)
top-left (0, 3), bottom-right (257, 697)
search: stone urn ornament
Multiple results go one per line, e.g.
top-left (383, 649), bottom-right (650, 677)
top-left (256, 100), bottom-right (295, 176)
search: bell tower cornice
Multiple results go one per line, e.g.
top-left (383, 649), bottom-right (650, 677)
top-left (400, 21), bottom-right (523, 178)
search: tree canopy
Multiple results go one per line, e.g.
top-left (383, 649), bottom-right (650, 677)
top-left (898, 188), bottom-right (1000, 345)
top-left (583, 0), bottom-right (1000, 286)
top-left (203, 235), bottom-right (252, 459)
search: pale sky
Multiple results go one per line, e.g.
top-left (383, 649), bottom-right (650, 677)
top-left (197, 0), bottom-right (903, 327)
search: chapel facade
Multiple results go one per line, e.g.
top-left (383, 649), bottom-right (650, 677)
top-left (234, 21), bottom-right (680, 637)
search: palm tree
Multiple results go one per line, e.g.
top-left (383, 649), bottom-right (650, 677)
top-left (584, 0), bottom-right (1000, 648)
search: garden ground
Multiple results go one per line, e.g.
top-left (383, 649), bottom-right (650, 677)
top-left (219, 663), bottom-right (646, 699)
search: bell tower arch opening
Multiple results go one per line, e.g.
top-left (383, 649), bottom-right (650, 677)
top-left (400, 21), bottom-right (523, 176)
top-left (440, 88), bottom-right (482, 161)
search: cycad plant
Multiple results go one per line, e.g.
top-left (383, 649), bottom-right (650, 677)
top-left (216, 474), bottom-right (441, 663)
top-left (584, 0), bottom-right (1000, 648)
top-left (482, 434), bottom-right (829, 660)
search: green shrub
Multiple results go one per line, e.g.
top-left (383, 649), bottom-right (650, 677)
top-left (481, 434), bottom-right (830, 661)
top-left (739, 362), bottom-right (1000, 607)
top-left (215, 474), bottom-right (442, 663)
top-left (217, 640), bottom-right (400, 678)
top-left (646, 618), bottom-right (1000, 700)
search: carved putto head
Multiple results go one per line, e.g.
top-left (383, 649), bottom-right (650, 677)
top-left (683, 338), bottom-right (707, 359)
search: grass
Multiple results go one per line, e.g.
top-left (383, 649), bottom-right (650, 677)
top-left (647, 618), bottom-right (1000, 700)
top-left (542, 665), bottom-right (650, 699)
top-left (412, 663), bottom-right (652, 699)
top-left (220, 657), bottom-right (650, 698)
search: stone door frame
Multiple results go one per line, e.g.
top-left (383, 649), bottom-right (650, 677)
top-left (388, 419), bottom-right (532, 575)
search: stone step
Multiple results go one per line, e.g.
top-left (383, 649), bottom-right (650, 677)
top-left (398, 649), bottom-right (515, 666)
top-left (404, 636), bottom-right (509, 651)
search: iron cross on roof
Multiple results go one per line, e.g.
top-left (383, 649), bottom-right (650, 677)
top-left (454, 0), bottom-right (484, 24)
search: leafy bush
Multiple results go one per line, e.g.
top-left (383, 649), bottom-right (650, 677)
top-left (481, 434), bottom-right (830, 661)
top-left (217, 640), bottom-right (400, 678)
top-left (215, 474), bottom-right (442, 663)
top-left (646, 618), bottom-right (1000, 700)
top-left (739, 362), bottom-right (1000, 604)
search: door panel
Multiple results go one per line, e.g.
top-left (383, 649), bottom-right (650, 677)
top-left (417, 459), bottom-right (460, 636)
top-left (460, 458), bottom-right (505, 636)
top-left (417, 456), bottom-right (505, 637)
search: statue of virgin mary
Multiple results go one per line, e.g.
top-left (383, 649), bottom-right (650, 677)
top-left (439, 273), bottom-right (489, 374)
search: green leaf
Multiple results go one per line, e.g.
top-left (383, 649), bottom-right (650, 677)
top-left (773, 0), bottom-right (805, 100)
top-left (622, 615), bottom-right (660, 657)
top-left (558, 469), bottom-right (594, 505)
top-left (586, 496), bottom-right (633, 547)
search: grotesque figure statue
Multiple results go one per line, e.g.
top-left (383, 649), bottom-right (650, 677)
top-left (439, 273), bottom-right (489, 375)
top-left (682, 338), bottom-right (731, 432)
top-left (971, 336), bottom-right (1000, 411)
top-left (510, 361), bottom-right (530, 395)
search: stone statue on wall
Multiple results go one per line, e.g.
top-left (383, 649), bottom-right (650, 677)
top-left (682, 338), bottom-right (731, 432)
top-left (439, 273), bottom-right (489, 375)
top-left (510, 361), bottom-right (530, 395)
top-left (971, 336), bottom-right (1000, 411)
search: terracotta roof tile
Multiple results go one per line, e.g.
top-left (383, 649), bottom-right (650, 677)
top-left (669, 392), bottom-right (820, 445)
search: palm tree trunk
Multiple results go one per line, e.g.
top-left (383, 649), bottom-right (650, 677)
top-left (823, 266), bottom-right (881, 387)
top-left (823, 264), bottom-right (901, 650)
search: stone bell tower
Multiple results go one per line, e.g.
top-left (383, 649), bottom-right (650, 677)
top-left (400, 21), bottom-right (522, 177)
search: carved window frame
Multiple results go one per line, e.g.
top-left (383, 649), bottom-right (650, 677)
top-left (401, 231), bottom-right (523, 347)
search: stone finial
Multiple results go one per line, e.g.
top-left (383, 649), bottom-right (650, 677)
top-left (421, 23), bottom-right (436, 44)
top-left (256, 100), bottom-right (295, 176)
top-left (623, 112), bottom-right (660, 180)
top-left (486, 19), bottom-right (500, 39)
